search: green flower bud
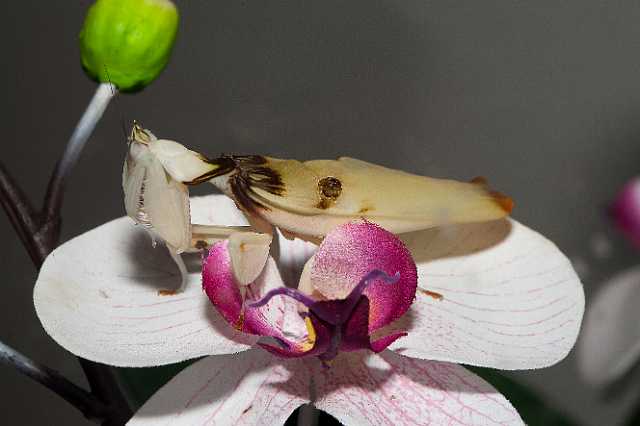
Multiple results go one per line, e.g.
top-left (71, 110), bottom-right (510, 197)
top-left (79, 0), bottom-right (179, 92)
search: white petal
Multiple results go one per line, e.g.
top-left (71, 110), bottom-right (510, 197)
top-left (578, 265), bottom-right (640, 386)
top-left (128, 350), bottom-right (310, 426)
top-left (34, 195), bottom-right (255, 367)
top-left (314, 351), bottom-right (523, 426)
top-left (390, 218), bottom-right (584, 369)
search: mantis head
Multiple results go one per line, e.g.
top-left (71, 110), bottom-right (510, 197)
top-left (122, 123), bottom-right (266, 293)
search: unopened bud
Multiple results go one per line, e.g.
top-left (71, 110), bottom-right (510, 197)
top-left (79, 0), bottom-right (179, 92)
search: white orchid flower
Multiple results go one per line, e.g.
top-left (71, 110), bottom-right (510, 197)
top-left (34, 193), bottom-right (583, 425)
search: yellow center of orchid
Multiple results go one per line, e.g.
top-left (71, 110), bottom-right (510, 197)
top-left (299, 317), bottom-right (317, 352)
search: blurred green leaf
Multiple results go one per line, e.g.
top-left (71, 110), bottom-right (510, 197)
top-left (468, 366), bottom-right (577, 426)
top-left (116, 360), bottom-right (196, 409)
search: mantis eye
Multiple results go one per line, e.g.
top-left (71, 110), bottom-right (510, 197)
top-left (122, 127), bottom-right (191, 253)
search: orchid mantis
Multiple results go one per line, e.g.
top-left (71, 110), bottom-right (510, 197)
top-left (123, 123), bottom-right (513, 291)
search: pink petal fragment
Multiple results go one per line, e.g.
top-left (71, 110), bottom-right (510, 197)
top-left (578, 266), bottom-right (640, 386)
top-left (202, 238), bottom-right (317, 356)
top-left (310, 221), bottom-right (417, 331)
top-left (339, 298), bottom-right (374, 352)
top-left (128, 350), bottom-right (311, 426)
top-left (314, 351), bottom-right (523, 426)
top-left (202, 240), bottom-right (244, 326)
top-left (370, 332), bottom-right (407, 353)
top-left (34, 195), bottom-right (255, 367)
top-left (610, 177), bottom-right (640, 246)
top-left (338, 296), bottom-right (405, 354)
top-left (391, 218), bottom-right (584, 370)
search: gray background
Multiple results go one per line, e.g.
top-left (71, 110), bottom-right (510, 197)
top-left (3, 1), bottom-right (640, 424)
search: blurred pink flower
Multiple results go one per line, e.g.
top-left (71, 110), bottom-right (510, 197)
top-left (579, 178), bottom-right (640, 386)
top-left (609, 177), bottom-right (640, 247)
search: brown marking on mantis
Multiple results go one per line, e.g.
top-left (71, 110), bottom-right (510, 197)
top-left (229, 158), bottom-right (286, 213)
top-left (470, 176), bottom-right (514, 214)
top-left (316, 176), bottom-right (342, 209)
top-left (491, 190), bottom-right (514, 214)
top-left (185, 156), bottom-right (236, 185)
top-left (315, 198), bottom-right (332, 209)
top-left (233, 310), bottom-right (245, 331)
top-left (158, 289), bottom-right (178, 296)
top-left (194, 240), bottom-right (209, 250)
top-left (420, 289), bottom-right (444, 301)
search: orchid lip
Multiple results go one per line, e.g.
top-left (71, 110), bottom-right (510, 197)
top-left (247, 269), bottom-right (400, 325)
top-left (249, 269), bottom-right (402, 362)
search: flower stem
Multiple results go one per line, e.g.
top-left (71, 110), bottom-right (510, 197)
top-left (0, 339), bottom-right (108, 422)
top-left (44, 82), bottom-right (117, 222)
top-left (0, 82), bottom-right (131, 424)
top-left (297, 404), bottom-right (320, 426)
top-left (0, 163), bottom-right (43, 264)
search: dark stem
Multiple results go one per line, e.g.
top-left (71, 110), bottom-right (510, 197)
top-left (0, 83), bottom-right (131, 424)
top-left (0, 163), bottom-right (44, 264)
top-left (78, 359), bottom-right (132, 426)
top-left (297, 404), bottom-right (320, 426)
top-left (43, 82), bottom-right (116, 222)
top-left (0, 340), bottom-right (108, 422)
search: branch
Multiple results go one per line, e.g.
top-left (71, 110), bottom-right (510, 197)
top-left (43, 82), bottom-right (117, 222)
top-left (0, 82), bottom-right (131, 424)
top-left (0, 339), bottom-right (108, 422)
top-left (0, 163), bottom-right (44, 264)
top-left (78, 359), bottom-right (132, 426)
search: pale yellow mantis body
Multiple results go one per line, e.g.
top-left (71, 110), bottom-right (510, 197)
top-left (123, 123), bottom-right (512, 291)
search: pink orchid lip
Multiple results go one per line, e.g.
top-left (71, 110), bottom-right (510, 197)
top-left (248, 269), bottom-right (408, 362)
top-left (250, 269), bottom-right (399, 325)
top-left (203, 240), bottom-right (329, 359)
top-left (202, 221), bottom-right (419, 362)
top-left (309, 221), bottom-right (418, 332)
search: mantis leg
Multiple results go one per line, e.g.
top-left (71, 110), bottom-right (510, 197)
top-left (159, 250), bottom-right (189, 296)
top-left (188, 224), bottom-right (258, 252)
top-left (160, 223), bottom-right (270, 295)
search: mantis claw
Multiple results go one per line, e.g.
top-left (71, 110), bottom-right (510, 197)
top-left (158, 249), bottom-right (188, 296)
